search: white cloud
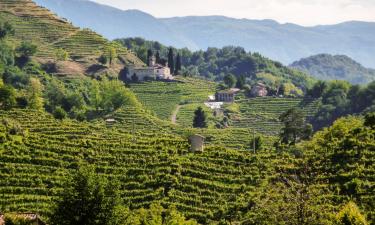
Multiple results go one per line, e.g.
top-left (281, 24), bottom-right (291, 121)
top-left (91, 0), bottom-right (375, 26)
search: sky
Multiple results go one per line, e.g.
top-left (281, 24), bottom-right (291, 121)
top-left (91, 0), bottom-right (375, 26)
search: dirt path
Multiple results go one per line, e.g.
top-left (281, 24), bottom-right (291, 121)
top-left (171, 105), bottom-right (182, 124)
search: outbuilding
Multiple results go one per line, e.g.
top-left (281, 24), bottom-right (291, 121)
top-left (188, 134), bottom-right (205, 152)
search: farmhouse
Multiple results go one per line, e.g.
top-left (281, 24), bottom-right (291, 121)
top-left (215, 88), bottom-right (240, 102)
top-left (250, 83), bottom-right (268, 97)
top-left (128, 56), bottom-right (173, 81)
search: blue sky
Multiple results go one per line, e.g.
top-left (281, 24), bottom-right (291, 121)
top-left (91, 0), bottom-right (375, 26)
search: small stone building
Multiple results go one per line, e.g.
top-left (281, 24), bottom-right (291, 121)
top-left (250, 83), bottom-right (268, 97)
top-left (215, 88), bottom-right (240, 102)
top-left (188, 134), bottom-right (205, 152)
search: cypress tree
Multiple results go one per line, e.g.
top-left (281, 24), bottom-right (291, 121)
top-left (155, 51), bottom-right (161, 64)
top-left (146, 49), bottom-right (153, 66)
top-left (175, 53), bottom-right (182, 75)
top-left (193, 107), bottom-right (207, 128)
top-left (168, 48), bottom-right (175, 75)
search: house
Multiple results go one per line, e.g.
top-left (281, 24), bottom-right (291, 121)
top-left (128, 56), bottom-right (173, 81)
top-left (250, 83), bottom-right (268, 97)
top-left (215, 88), bottom-right (240, 102)
top-left (188, 134), bottom-right (205, 152)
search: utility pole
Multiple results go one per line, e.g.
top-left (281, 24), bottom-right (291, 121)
top-left (132, 119), bottom-right (135, 141)
top-left (253, 129), bottom-right (256, 154)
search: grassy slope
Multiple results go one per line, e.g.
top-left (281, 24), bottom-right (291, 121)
top-left (0, 0), bottom-right (143, 77)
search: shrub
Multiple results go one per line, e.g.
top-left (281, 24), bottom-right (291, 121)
top-left (53, 106), bottom-right (67, 120)
top-left (336, 202), bottom-right (368, 225)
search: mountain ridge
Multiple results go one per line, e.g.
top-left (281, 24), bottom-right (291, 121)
top-left (33, 0), bottom-right (375, 68)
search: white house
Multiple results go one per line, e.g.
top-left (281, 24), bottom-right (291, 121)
top-left (128, 56), bottom-right (173, 81)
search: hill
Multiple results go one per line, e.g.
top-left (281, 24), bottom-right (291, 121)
top-left (290, 54), bottom-right (375, 84)
top-left (0, 0), bottom-right (143, 78)
top-left (33, 0), bottom-right (375, 68)
top-left (117, 37), bottom-right (315, 93)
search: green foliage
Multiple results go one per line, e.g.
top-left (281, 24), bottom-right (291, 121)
top-left (290, 54), bottom-right (375, 84)
top-left (308, 80), bottom-right (375, 130)
top-left (0, 41), bottom-right (15, 66)
top-left (116, 38), bottom-right (314, 90)
top-left (3, 214), bottom-right (36, 225)
top-left (0, 84), bottom-right (16, 110)
top-left (168, 47), bottom-right (175, 75)
top-left (53, 106), bottom-right (67, 120)
top-left (336, 202), bottom-right (368, 225)
top-left (250, 135), bottom-right (263, 152)
top-left (0, 21), bottom-right (14, 39)
top-left (50, 165), bottom-right (123, 225)
top-left (223, 74), bottom-right (236, 88)
top-left (16, 41), bottom-right (37, 60)
top-left (364, 112), bottom-right (375, 128)
top-left (279, 108), bottom-right (312, 145)
top-left (193, 106), bottom-right (207, 128)
top-left (55, 48), bottom-right (70, 61)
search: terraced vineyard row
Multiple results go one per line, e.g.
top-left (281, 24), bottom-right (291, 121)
top-left (0, 0), bottom-right (143, 70)
top-left (130, 77), bottom-right (216, 120)
top-left (0, 109), bottom-right (274, 223)
top-left (229, 97), bottom-right (321, 135)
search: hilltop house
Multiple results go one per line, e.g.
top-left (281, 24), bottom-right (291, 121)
top-left (250, 83), bottom-right (268, 97)
top-left (215, 88), bottom-right (240, 102)
top-left (128, 56), bottom-right (173, 81)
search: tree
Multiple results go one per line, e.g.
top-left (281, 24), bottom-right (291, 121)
top-left (16, 41), bottom-right (37, 65)
top-left (235, 75), bottom-right (246, 89)
top-left (98, 54), bottom-right (108, 65)
top-left (364, 112), bottom-right (375, 128)
top-left (279, 108), bottom-right (312, 145)
top-left (193, 106), bottom-right (207, 128)
top-left (175, 53), bottom-right (182, 75)
top-left (0, 21), bottom-right (14, 40)
top-left (336, 202), bottom-right (368, 225)
top-left (250, 136), bottom-right (263, 151)
top-left (223, 74), bottom-right (236, 88)
top-left (155, 51), bottom-right (161, 64)
top-left (147, 49), bottom-right (153, 66)
top-left (0, 85), bottom-right (16, 110)
top-left (50, 165), bottom-right (123, 225)
top-left (26, 78), bottom-right (43, 110)
top-left (53, 106), bottom-right (67, 120)
top-left (55, 48), bottom-right (70, 61)
top-left (106, 46), bottom-right (117, 65)
top-left (168, 48), bottom-right (175, 75)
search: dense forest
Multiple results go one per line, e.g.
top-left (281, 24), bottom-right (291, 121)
top-left (116, 37), bottom-right (315, 94)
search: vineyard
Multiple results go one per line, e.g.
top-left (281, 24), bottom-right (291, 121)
top-left (0, 109), bottom-right (275, 223)
top-left (0, 0), bottom-right (143, 76)
top-left (129, 77), bottom-right (216, 120)
top-left (228, 97), bottom-right (321, 136)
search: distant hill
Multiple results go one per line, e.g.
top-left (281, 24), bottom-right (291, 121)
top-left (290, 54), bottom-right (375, 84)
top-left (0, 0), bottom-right (143, 78)
top-left (33, 0), bottom-right (375, 68)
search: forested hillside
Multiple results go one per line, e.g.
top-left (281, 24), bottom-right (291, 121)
top-left (290, 54), bottom-right (375, 84)
top-left (117, 37), bottom-right (315, 93)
